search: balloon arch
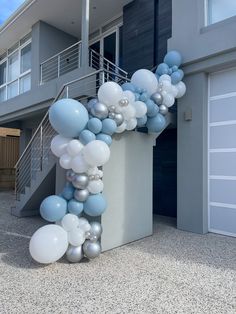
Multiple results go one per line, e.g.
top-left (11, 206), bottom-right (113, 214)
top-left (29, 51), bottom-right (186, 264)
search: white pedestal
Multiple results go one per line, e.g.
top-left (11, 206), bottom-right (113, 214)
top-left (101, 131), bottom-right (157, 251)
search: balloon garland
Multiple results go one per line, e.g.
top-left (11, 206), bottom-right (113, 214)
top-left (29, 50), bottom-right (186, 264)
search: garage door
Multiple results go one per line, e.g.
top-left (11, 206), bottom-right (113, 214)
top-left (209, 68), bottom-right (236, 237)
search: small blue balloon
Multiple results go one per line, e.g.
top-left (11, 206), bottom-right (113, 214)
top-left (168, 68), bottom-right (173, 75)
top-left (87, 118), bottom-right (102, 134)
top-left (101, 118), bottom-right (117, 136)
top-left (79, 129), bottom-right (96, 145)
top-left (40, 195), bottom-right (67, 222)
top-left (146, 99), bottom-right (159, 117)
top-left (121, 82), bottom-right (136, 93)
top-left (135, 87), bottom-right (142, 94)
top-left (62, 184), bottom-right (75, 201)
top-left (49, 98), bottom-right (89, 138)
top-left (86, 98), bottom-right (98, 111)
top-left (171, 65), bottom-right (178, 72)
top-left (96, 133), bottom-right (112, 146)
top-left (68, 198), bottom-right (84, 216)
top-left (147, 113), bottom-right (166, 133)
top-left (84, 194), bottom-right (107, 216)
top-left (164, 50), bottom-right (182, 67)
top-left (171, 69), bottom-right (184, 85)
top-left (156, 63), bottom-right (169, 76)
top-left (134, 93), bottom-right (140, 101)
top-left (139, 92), bottom-right (149, 102)
top-left (137, 115), bottom-right (148, 127)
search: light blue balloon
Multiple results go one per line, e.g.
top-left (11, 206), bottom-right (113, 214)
top-left (164, 50), bottom-right (182, 67)
top-left (40, 195), bottom-right (67, 222)
top-left (87, 118), bottom-right (102, 134)
top-left (101, 118), bottom-right (117, 135)
top-left (171, 69), bottom-right (184, 85)
top-left (49, 98), bottom-right (89, 138)
top-left (96, 133), bottom-right (112, 146)
top-left (86, 98), bottom-right (98, 111)
top-left (147, 113), bottom-right (166, 133)
top-left (68, 198), bottom-right (84, 216)
top-left (156, 63), bottom-right (169, 76)
top-left (137, 115), bottom-right (147, 127)
top-left (139, 92), bottom-right (149, 102)
top-left (121, 82), bottom-right (136, 93)
top-left (134, 93), bottom-right (140, 101)
top-left (146, 99), bottom-right (159, 117)
top-left (171, 65), bottom-right (178, 72)
top-left (79, 129), bottom-right (96, 145)
top-left (84, 194), bottom-right (107, 217)
top-left (62, 184), bottom-right (75, 201)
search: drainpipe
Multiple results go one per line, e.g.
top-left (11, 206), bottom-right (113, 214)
top-left (81, 0), bottom-right (90, 72)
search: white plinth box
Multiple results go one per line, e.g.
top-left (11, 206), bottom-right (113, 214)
top-left (101, 131), bottom-right (157, 251)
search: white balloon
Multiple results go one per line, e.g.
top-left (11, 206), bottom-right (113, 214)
top-left (126, 118), bottom-right (137, 130)
top-left (131, 69), bottom-right (158, 96)
top-left (59, 153), bottom-right (72, 170)
top-left (132, 101), bottom-right (147, 118)
top-left (170, 85), bottom-right (178, 98)
top-left (51, 135), bottom-right (71, 157)
top-left (122, 105), bottom-right (136, 120)
top-left (159, 74), bottom-right (171, 83)
top-left (29, 225), bottom-right (68, 264)
top-left (98, 170), bottom-right (103, 178)
top-left (87, 167), bottom-right (99, 176)
top-left (78, 218), bottom-right (91, 232)
top-left (98, 82), bottom-right (124, 107)
top-left (71, 153), bottom-right (89, 173)
top-left (68, 228), bottom-right (85, 246)
top-left (176, 81), bottom-right (186, 98)
top-left (66, 140), bottom-right (84, 157)
top-left (123, 90), bottom-right (135, 104)
top-left (87, 179), bottom-right (104, 194)
top-left (61, 214), bottom-right (79, 231)
top-left (116, 122), bottom-right (127, 133)
top-left (162, 93), bottom-right (175, 107)
top-left (82, 140), bottom-right (110, 167)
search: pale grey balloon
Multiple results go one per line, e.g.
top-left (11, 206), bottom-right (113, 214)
top-left (74, 189), bottom-right (89, 202)
top-left (119, 99), bottom-right (129, 107)
top-left (66, 169), bottom-right (76, 182)
top-left (90, 221), bottom-right (103, 239)
top-left (72, 173), bottom-right (89, 189)
top-left (90, 102), bottom-right (108, 120)
top-left (66, 245), bottom-right (83, 263)
top-left (151, 92), bottom-right (163, 105)
top-left (83, 240), bottom-right (101, 259)
top-left (159, 104), bottom-right (169, 116)
top-left (114, 113), bottom-right (124, 126)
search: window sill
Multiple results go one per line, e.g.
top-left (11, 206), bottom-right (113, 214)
top-left (201, 15), bottom-right (236, 34)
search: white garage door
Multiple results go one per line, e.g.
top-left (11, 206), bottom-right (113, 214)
top-left (209, 68), bottom-right (236, 237)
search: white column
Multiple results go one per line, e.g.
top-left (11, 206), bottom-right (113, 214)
top-left (81, 0), bottom-right (90, 70)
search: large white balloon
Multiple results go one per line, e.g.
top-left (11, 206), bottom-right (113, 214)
top-left (131, 69), bottom-right (158, 96)
top-left (121, 105), bottom-right (136, 120)
top-left (78, 218), bottom-right (91, 232)
top-left (98, 82), bottom-right (124, 107)
top-left (162, 93), bottom-right (175, 107)
top-left (176, 81), bottom-right (186, 98)
top-left (126, 118), bottom-right (137, 130)
top-left (61, 214), bottom-right (79, 231)
top-left (132, 101), bottom-right (147, 118)
top-left (51, 135), bottom-right (71, 158)
top-left (59, 153), bottom-right (72, 169)
top-left (68, 228), bottom-right (85, 246)
top-left (66, 140), bottom-right (84, 157)
top-left (71, 153), bottom-right (89, 173)
top-left (87, 179), bottom-right (104, 194)
top-left (29, 225), bottom-right (68, 264)
top-left (116, 122), bottom-right (127, 133)
top-left (82, 140), bottom-right (110, 167)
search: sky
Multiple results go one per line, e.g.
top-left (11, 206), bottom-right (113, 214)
top-left (0, 0), bottom-right (26, 25)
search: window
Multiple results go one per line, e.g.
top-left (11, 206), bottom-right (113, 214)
top-left (0, 32), bottom-right (31, 103)
top-left (208, 0), bottom-right (236, 25)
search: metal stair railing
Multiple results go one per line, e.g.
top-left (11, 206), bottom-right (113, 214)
top-left (15, 68), bottom-right (129, 201)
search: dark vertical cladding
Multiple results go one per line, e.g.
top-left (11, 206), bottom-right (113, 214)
top-left (122, 0), bottom-right (155, 75)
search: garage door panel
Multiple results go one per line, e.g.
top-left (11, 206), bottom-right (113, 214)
top-left (210, 179), bottom-right (236, 204)
top-left (210, 152), bottom-right (236, 176)
top-left (209, 96), bottom-right (236, 123)
top-left (210, 206), bottom-right (236, 235)
top-left (210, 124), bottom-right (236, 149)
top-left (210, 68), bottom-right (236, 97)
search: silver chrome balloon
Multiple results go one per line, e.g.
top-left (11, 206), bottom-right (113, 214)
top-left (72, 173), bottom-right (89, 189)
top-left (66, 245), bottom-right (83, 263)
top-left (94, 174), bottom-right (100, 181)
top-left (90, 221), bottom-right (103, 239)
top-left (90, 102), bottom-right (108, 120)
top-left (109, 112), bottom-right (116, 119)
top-left (108, 105), bottom-right (116, 113)
top-left (83, 240), bottom-right (101, 259)
top-left (159, 104), bottom-right (169, 116)
top-left (89, 175), bottom-right (95, 181)
top-left (66, 169), bottom-right (76, 182)
top-left (119, 98), bottom-right (129, 107)
top-left (114, 113), bottom-right (124, 126)
top-left (151, 92), bottom-right (163, 105)
top-left (74, 188), bottom-right (89, 202)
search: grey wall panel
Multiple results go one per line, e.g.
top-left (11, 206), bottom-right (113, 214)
top-left (210, 206), bottom-right (236, 234)
top-left (210, 179), bottom-right (236, 204)
top-left (210, 124), bottom-right (236, 149)
top-left (210, 96), bottom-right (236, 123)
top-left (210, 152), bottom-right (236, 176)
top-left (210, 68), bottom-right (236, 97)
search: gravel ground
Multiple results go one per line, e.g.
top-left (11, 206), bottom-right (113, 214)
top-left (0, 191), bottom-right (235, 314)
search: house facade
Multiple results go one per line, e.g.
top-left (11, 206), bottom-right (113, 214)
top-left (0, 0), bottom-right (235, 238)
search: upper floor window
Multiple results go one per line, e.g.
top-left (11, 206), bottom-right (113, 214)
top-left (208, 0), bottom-right (236, 25)
top-left (0, 33), bottom-right (31, 103)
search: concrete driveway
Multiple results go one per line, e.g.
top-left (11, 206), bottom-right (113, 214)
top-left (0, 191), bottom-right (235, 314)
